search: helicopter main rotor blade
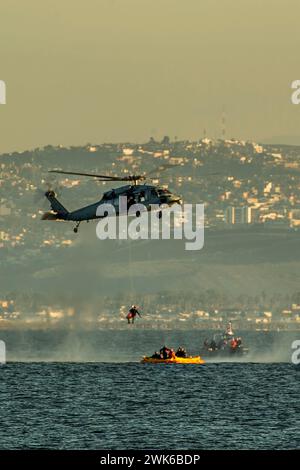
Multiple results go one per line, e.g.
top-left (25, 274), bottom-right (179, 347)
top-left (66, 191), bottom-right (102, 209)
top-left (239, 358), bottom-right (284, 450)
top-left (49, 163), bottom-right (186, 184)
top-left (49, 170), bottom-right (145, 182)
top-left (49, 170), bottom-right (120, 180)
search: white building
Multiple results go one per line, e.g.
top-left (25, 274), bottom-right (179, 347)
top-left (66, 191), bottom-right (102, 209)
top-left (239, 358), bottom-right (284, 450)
top-left (225, 206), bottom-right (253, 224)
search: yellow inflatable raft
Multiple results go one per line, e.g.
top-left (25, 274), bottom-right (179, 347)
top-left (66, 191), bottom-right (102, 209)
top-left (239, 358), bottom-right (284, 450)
top-left (141, 356), bottom-right (205, 364)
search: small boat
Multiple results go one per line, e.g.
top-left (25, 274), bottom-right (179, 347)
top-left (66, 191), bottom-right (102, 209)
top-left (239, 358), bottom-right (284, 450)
top-left (141, 356), bottom-right (205, 364)
top-left (201, 322), bottom-right (248, 359)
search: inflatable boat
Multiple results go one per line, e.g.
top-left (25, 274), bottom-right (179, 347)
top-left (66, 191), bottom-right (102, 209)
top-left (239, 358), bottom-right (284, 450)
top-left (141, 355), bottom-right (205, 364)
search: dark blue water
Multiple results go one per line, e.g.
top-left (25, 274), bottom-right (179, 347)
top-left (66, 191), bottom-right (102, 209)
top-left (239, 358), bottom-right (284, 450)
top-left (0, 362), bottom-right (299, 449)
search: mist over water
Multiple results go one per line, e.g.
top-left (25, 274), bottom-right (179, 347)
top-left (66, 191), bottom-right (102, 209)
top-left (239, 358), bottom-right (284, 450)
top-left (1, 329), bottom-right (298, 363)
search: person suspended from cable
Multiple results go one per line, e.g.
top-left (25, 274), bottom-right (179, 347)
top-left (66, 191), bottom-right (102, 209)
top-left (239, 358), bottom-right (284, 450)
top-left (126, 305), bottom-right (141, 324)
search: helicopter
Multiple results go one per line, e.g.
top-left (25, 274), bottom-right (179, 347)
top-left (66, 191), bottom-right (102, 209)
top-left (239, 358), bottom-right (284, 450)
top-left (41, 164), bottom-right (182, 233)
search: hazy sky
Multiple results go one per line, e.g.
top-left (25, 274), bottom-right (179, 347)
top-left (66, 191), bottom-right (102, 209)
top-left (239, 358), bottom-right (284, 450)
top-left (0, 0), bottom-right (300, 153)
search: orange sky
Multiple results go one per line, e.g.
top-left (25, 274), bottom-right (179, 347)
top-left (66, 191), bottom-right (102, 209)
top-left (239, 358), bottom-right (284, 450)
top-left (0, 0), bottom-right (300, 153)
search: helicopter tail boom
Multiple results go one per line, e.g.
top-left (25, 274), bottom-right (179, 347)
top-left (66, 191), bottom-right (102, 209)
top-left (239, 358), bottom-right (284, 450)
top-left (41, 211), bottom-right (62, 220)
top-left (44, 190), bottom-right (69, 218)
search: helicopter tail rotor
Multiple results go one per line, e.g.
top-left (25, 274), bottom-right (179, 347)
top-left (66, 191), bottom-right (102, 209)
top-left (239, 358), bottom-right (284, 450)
top-left (34, 175), bottom-right (65, 208)
top-left (44, 190), bottom-right (69, 216)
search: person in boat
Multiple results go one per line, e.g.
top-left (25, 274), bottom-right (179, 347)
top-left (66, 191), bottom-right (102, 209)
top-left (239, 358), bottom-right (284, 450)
top-left (126, 305), bottom-right (141, 324)
top-left (176, 346), bottom-right (187, 358)
top-left (217, 336), bottom-right (226, 350)
top-left (204, 338), bottom-right (215, 351)
top-left (160, 345), bottom-right (171, 359)
top-left (230, 337), bottom-right (238, 351)
top-left (151, 351), bottom-right (161, 359)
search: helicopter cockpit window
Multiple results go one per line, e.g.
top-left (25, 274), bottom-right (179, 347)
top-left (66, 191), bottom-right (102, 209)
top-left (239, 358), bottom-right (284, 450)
top-left (102, 192), bottom-right (110, 201)
top-left (102, 190), bottom-right (116, 201)
top-left (158, 189), bottom-right (171, 196)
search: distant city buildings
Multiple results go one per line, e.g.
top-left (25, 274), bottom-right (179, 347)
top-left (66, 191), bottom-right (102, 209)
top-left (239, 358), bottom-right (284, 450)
top-left (225, 206), bottom-right (253, 225)
top-left (1, 137), bottom-right (300, 247)
top-left (1, 138), bottom-right (300, 329)
top-left (289, 209), bottom-right (300, 227)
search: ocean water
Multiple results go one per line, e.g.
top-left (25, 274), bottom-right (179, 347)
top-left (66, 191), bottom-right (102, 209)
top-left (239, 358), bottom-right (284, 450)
top-left (0, 362), bottom-right (299, 450)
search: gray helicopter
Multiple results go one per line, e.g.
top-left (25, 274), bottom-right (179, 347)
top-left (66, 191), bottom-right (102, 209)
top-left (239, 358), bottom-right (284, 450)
top-left (41, 165), bottom-right (182, 233)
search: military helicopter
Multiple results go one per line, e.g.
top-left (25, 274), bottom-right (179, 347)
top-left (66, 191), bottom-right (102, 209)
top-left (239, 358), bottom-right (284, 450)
top-left (41, 164), bottom-right (182, 233)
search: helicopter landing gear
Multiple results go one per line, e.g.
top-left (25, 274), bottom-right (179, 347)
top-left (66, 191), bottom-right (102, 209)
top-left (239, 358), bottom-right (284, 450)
top-left (73, 221), bottom-right (81, 233)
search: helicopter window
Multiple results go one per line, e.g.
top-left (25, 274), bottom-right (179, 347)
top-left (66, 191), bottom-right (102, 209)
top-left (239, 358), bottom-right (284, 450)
top-left (150, 189), bottom-right (158, 198)
top-left (102, 190), bottom-right (115, 201)
top-left (138, 191), bottom-right (146, 202)
top-left (158, 189), bottom-right (171, 196)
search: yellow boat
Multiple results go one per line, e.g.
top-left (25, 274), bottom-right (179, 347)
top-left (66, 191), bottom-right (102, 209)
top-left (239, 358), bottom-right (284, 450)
top-left (141, 356), bottom-right (205, 364)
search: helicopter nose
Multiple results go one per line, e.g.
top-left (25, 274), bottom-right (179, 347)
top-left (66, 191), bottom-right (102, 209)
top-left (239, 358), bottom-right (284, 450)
top-left (168, 194), bottom-right (182, 205)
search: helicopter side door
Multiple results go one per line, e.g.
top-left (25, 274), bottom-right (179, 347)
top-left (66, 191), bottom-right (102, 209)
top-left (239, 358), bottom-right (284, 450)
top-left (146, 188), bottom-right (159, 204)
top-left (112, 195), bottom-right (120, 215)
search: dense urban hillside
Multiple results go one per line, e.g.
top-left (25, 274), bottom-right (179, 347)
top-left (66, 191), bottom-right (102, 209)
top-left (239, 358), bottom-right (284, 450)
top-left (1, 138), bottom-right (300, 329)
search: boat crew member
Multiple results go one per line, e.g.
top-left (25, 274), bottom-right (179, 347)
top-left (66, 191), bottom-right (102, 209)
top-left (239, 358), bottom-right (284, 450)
top-left (176, 346), bottom-right (187, 358)
top-left (151, 351), bottom-right (161, 359)
top-left (160, 345), bottom-right (171, 359)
